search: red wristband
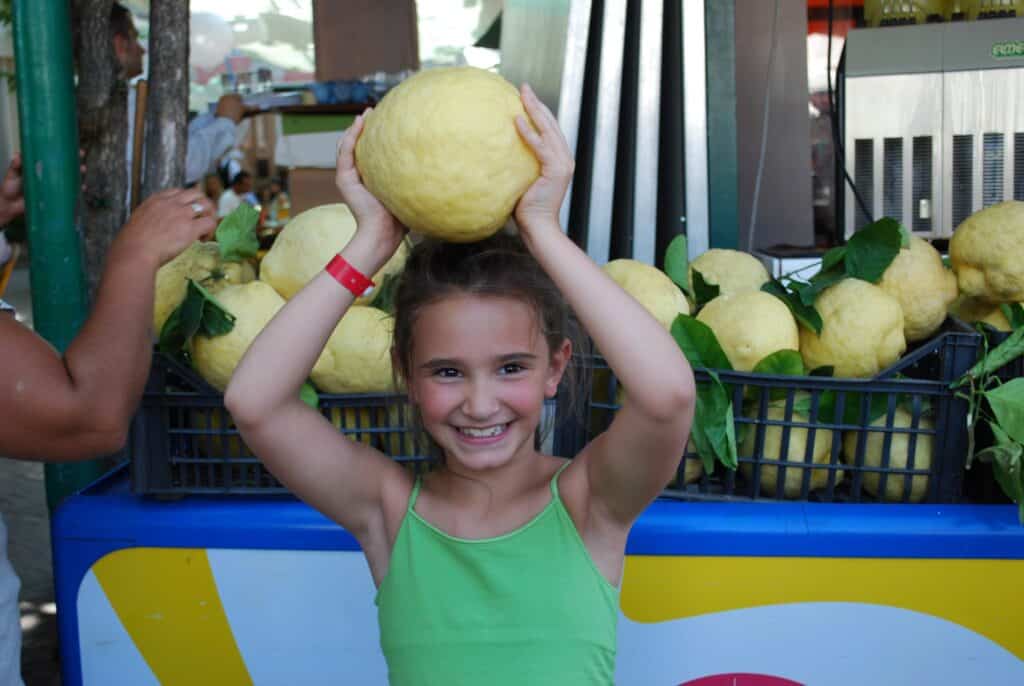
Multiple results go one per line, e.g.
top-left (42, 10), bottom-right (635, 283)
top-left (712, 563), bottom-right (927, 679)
top-left (325, 253), bottom-right (375, 298)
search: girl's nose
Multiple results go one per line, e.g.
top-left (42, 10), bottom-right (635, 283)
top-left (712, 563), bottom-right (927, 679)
top-left (462, 379), bottom-right (500, 419)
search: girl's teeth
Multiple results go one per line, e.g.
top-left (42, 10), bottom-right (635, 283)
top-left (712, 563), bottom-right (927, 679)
top-left (461, 424), bottom-right (506, 438)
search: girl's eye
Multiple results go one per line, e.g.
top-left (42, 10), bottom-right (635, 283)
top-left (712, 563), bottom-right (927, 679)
top-left (500, 363), bottom-right (525, 375)
top-left (434, 367), bottom-right (461, 378)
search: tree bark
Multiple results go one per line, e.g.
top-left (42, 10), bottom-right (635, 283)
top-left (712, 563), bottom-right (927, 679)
top-left (142, 0), bottom-right (189, 197)
top-left (74, 0), bottom-right (127, 300)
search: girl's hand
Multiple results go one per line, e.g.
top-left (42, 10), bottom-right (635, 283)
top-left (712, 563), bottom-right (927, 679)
top-left (514, 84), bottom-right (575, 233)
top-left (335, 110), bottom-right (405, 260)
top-left (0, 154), bottom-right (24, 226)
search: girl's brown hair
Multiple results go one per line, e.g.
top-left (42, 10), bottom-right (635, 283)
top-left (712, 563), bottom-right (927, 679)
top-left (391, 231), bottom-right (589, 461)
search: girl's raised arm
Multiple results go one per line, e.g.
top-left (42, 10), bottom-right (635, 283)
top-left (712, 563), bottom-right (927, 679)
top-left (225, 113), bottom-right (408, 544)
top-left (514, 84), bottom-right (696, 526)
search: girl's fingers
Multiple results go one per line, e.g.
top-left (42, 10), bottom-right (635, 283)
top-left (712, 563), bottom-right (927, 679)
top-left (515, 115), bottom-right (546, 156)
top-left (336, 115), bottom-right (363, 165)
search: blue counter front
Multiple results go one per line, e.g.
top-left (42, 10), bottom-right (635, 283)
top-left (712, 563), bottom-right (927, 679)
top-left (52, 469), bottom-right (1024, 685)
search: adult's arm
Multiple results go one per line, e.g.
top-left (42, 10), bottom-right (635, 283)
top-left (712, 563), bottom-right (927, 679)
top-left (0, 189), bottom-right (216, 461)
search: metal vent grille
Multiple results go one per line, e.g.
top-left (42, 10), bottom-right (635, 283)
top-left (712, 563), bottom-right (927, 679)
top-left (855, 139), bottom-right (874, 228)
top-left (912, 136), bottom-right (932, 232)
top-left (883, 137), bottom-right (903, 221)
top-left (952, 134), bottom-right (974, 228)
top-left (983, 133), bottom-right (1005, 207)
top-left (1016, 133), bottom-right (1024, 201)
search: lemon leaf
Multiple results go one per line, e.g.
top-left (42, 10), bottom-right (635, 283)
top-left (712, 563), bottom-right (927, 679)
top-left (762, 279), bottom-right (823, 334)
top-left (300, 381), bottom-right (319, 409)
top-left (216, 203), bottom-right (260, 262)
top-left (158, 281), bottom-right (204, 354)
top-left (844, 217), bottom-right (903, 283)
top-left (752, 349), bottom-right (805, 377)
top-left (663, 234), bottom-right (691, 296)
top-left (691, 268), bottom-right (720, 308)
top-left (671, 314), bottom-right (732, 371)
top-left (691, 371), bottom-right (738, 472)
top-left (1000, 303), bottom-right (1024, 331)
top-left (954, 325), bottom-right (1024, 387)
top-left (985, 378), bottom-right (1024, 446)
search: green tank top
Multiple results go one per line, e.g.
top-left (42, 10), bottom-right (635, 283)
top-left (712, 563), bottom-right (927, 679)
top-left (375, 462), bottom-right (619, 685)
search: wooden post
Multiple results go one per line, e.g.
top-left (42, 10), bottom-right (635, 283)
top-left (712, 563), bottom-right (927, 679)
top-left (74, 0), bottom-right (129, 301)
top-left (130, 79), bottom-right (148, 210)
top-left (141, 0), bottom-right (190, 197)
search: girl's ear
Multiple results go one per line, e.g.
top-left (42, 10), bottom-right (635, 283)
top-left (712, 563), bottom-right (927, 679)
top-left (544, 338), bottom-right (572, 399)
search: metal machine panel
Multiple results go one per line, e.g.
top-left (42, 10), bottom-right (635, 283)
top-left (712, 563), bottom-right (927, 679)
top-left (942, 67), bottom-right (1024, 231)
top-left (844, 73), bottom-right (943, 237)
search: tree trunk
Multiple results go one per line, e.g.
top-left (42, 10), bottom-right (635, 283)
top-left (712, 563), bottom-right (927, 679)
top-left (74, 0), bottom-right (127, 300)
top-left (142, 0), bottom-right (189, 197)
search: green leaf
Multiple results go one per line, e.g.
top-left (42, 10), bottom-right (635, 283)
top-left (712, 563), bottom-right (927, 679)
top-left (801, 264), bottom-right (846, 305)
top-left (810, 365), bottom-right (834, 377)
top-left (690, 371), bottom-right (738, 472)
top-left (691, 268), bottom-right (720, 309)
top-left (844, 217), bottom-right (903, 283)
top-left (1000, 303), bottom-right (1024, 331)
top-left (762, 279), bottom-right (823, 335)
top-left (819, 246), bottom-right (847, 274)
top-left (157, 279), bottom-right (237, 354)
top-left (158, 280), bottom-right (205, 354)
top-left (954, 325), bottom-right (1024, 387)
top-left (670, 314), bottom-right (732, 370)
top-left (215, 203), bottom-right (261, 261)
top-left (984, 378), bottom-right (1024, 445)
top-left (752, 349), bottom-right (805, 377)
top-left (369, 272), bottom-right (401, 315)
top-left (942, 255), bottom-right (952, 269)
top-left (663, 235), bottom-right (690, 295)
top-left (898, 223), bottom-right (912, 248)
top-left (300, 381), bottom-right (319, 408)
top-left (190, 280), bottom-right (236, 337)
top-left (976, 426), bottom-right (1024, 520)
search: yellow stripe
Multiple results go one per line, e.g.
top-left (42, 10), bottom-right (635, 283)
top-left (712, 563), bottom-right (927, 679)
top-left (621, 556), bottom-right (1024, 660)
top-left (93, 548), bottom-right (253, 685)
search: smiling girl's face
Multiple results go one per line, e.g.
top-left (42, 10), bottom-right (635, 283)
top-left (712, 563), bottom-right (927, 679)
top-left (406, 292), bottom-right (570, 473)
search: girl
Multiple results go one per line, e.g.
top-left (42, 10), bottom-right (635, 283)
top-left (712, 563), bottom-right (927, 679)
top-left (226, 84), bottom-right (696, 685)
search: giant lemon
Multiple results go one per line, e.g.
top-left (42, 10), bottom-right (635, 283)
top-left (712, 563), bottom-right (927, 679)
top-left (950, 200), bottom-right (1024, 303)
top-left (355, 67), bottom-right (540, 242)
top-left (312, 306), bottom-right (396, 394)
top-left (192, 281), bottom-right (287, 391)
top-left (602, 259), bottom-right (689, 330)
top-left (842, 408), bottom-right (933, 503)
top-left (689, 249), bottom-right (770, 298)
top-left (740, 399), bottom-right (842, 498)
top-left (877, 236), bottom-right (957, 342)
top-left (696, 291), bottom-right (799, 371)
top-left (260, 203), bottom-right (408, 302)
top-left (799, 279), bottom-right (906, 378)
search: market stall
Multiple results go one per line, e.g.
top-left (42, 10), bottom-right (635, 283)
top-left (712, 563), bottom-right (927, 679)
top-left (9, 1), bottom-right (1024, 685)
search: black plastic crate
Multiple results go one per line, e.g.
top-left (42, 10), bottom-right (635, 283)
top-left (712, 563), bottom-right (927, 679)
top-left (131, 352), bottom-right (558, 496)
top-left (560, 328), bottom-right (981, 504)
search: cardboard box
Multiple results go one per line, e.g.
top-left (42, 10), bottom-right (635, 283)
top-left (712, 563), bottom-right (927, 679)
top-left (288, 167), bottom-right (340, 215)
top-left (313, 0), bottom-right (420, 82)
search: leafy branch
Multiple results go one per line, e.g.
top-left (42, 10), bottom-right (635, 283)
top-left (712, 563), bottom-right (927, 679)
top-left (953, 322), bottom-right (1024, 523)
